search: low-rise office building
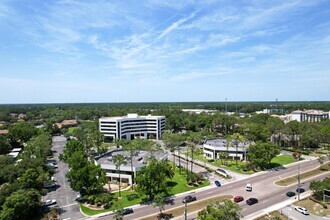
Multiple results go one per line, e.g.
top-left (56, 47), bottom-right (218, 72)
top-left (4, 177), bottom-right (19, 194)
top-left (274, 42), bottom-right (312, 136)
top-left (95, 149), bottom-right (167, 185)
top-left (99, 114), bottom-right (165, 140)
top-left (203, 138), bottom-right (251, 161)
top-left (291, 110), bottom-right (329, 123)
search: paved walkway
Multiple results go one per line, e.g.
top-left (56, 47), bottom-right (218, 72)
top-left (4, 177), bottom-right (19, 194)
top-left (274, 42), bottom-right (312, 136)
top-left (173, 151), bottom-right (249, 183)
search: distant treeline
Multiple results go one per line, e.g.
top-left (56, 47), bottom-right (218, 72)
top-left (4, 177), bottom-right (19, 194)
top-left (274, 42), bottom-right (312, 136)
top-left (1, 101), bottom-right (330, 116)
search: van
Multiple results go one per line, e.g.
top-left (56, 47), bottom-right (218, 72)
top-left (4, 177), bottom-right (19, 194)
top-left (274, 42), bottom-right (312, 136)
top-left (246, 183), bottom-right (252, 191)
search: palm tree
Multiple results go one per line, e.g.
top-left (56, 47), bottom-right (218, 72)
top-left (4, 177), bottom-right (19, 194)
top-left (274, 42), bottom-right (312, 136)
top-left (113, 154), bottom-right (128, 198)
top-left (123, 139), bottom-right (140, 190)
top-left (227, 133), bottom-right (245, 166)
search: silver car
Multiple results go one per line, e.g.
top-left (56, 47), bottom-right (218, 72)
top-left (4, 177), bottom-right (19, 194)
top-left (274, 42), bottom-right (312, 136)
top-left (295, 206), bottom-right (309, 215)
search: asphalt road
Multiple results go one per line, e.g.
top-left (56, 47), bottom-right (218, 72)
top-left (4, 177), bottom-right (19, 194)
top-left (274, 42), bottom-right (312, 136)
top-left (50, 136), bottom-right (85, 220)
top-left (92, 159), bottom-right (328, 220)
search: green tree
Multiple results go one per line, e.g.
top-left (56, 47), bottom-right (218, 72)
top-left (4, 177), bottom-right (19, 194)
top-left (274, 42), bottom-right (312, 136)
top-left (227, 133), bottom-right (246, 166)
top-left (113, 154), bottom-right (128, 198)
top-left (310, 178), bottom-right (330, 200)
top-left (8, 122), bottom-right (38, 146)
top-left (247, 142), bottom-right (281, 169)
top-left (123, 139), bottom-right (141, 190)
top-left (19, 168), bottom-right (43, 190)
top-left (0, 135), bottom-right (11, 155)
top-left (197, 200), bottom-right (242, 220)
top-left (135, 158), bottom-right (174, 200)
top-left (152, 192), bottom-right (166, 216)
top-left (286, 120), bottom-right (301, 148)
top-left (0, 189), bottom-right (41, 220)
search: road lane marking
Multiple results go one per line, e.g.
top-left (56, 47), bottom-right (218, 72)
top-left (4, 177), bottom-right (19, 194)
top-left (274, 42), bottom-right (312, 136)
top-left (60, 203), bottom-right (77, 208)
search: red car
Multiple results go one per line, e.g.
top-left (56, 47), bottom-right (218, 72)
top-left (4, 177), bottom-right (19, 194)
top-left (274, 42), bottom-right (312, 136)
top-left (234, 196), bottom-right (244, 203)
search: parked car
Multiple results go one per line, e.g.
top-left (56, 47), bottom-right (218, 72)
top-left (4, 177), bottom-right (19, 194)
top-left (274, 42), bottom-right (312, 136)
top-left (122, 208), bottom-right (134, 215)
top-left (246, 197), bottom-right (258, 205)
top-left (43, 199), bottom-right (57, 207)
top-left (216, 169), bottom-right (228, 178)
top-left (296, 188), bottom-right (305, 193)
top-left (48, 162), bottom-right (58, 168)
top-left (182, 195), bottom-right (197, 203)
top-left (246, 183), bottom-right (252, 191)
top-left (43, 183), bottom-right (57, 188)
top-left (234, 196), bottom-right (244, 203)
top-left (215, 180), bottom-right (221, 187)
top-left (286, 191), bottom-right (296, 197)
top-left (295, 206), bottom-right (309, 215)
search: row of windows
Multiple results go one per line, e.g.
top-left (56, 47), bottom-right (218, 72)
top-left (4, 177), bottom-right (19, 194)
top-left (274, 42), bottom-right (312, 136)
top-left (100, 128), bottom-right (116, 132)
top-left (121, 119), bottom-right (161, 124)
top-left (121, 125), bottom-right (157, 131)
top-left (100, 125), bottom-right (116, 128)
top-left (121, 123), bottom-right (156, 128)
top-left (105, 169), bottom-right (133, 175)
top-left (121, 129), bottom-right (157, 135)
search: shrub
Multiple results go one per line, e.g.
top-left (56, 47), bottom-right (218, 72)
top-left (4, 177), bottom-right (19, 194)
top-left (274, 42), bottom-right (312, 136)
top-left (127, 194), bottom-right (140, 201)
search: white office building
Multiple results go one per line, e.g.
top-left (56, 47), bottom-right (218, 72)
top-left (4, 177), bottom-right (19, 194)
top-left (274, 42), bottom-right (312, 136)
top-left (99, 114), bottom-right (165, 140)
top-left (291, 110), bottom-right (330, 123)
top-left (203, 138), bottom-right (252, 161)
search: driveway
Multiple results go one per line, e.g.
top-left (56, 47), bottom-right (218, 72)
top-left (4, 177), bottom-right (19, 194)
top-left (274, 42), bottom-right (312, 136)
top-left (281, 205), bottom-right (330, 220)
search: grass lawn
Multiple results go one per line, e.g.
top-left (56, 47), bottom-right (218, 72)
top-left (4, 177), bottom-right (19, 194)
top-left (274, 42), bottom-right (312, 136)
top-left (67, 127), bottom-right (78, 135)
top-left (139, 195), bottom-right (233, 220)
top-left (190, 154), bottom-right (254, 174)
top-left (254, 211), bottom-right (287, 220)
top-left (80, 163), bottom-right (210, 216)
top-left (275, 162), bottom-right (330, 186)
top-left (270, 155), bottom-right (296, 166)
top-left (294, 198), bottom-right (330, 216)
top-left (168, 169), bottom-right (210, 195)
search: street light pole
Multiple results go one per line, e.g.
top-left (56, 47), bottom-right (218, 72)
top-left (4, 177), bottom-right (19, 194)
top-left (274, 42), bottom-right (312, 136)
top-left (298, 164), bottom-right (301, 200)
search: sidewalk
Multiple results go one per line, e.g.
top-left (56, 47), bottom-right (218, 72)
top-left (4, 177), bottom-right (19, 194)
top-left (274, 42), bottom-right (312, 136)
top-left (173, 152), bottom-right (250, 182)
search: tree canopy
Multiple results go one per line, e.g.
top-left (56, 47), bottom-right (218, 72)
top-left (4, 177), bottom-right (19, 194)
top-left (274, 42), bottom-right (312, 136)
top-left (247, 142), bottom-right (281, 169)
top-left (197, 200), bottom-right (242, 220)
top-left (135, 158), bottom-right (174, 200)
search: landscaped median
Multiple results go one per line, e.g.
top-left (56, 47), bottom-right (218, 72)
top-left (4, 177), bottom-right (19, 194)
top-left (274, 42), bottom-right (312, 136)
top-left (275, 162), bottom-right (330, 186)
top-left (137, 195), bottom-right (233, 220)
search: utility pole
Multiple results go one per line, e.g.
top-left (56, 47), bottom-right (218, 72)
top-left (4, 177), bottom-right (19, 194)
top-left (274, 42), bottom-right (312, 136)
top-left (184, 201), bottom-right (187, 220)
top-left (225, 98), bottom-right (228, 114)
top-left (297, 164), bottom-right (301, 200)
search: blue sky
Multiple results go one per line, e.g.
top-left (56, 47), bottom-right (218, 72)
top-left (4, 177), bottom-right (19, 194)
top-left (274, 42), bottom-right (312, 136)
top-left (0, 0), bottom-right (330, 103)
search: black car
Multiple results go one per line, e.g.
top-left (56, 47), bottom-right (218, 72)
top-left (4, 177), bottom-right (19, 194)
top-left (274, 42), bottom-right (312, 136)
top-left (246, 197), bottom-right (258, 205)
top-left (286, 191), bottom-right (296, 197)
top-left (122, 208), bottom-right (134, 215)
top-left (182, 195), bottom-right (197, 203)
top-left (296, 188), bottom-right (305, 193)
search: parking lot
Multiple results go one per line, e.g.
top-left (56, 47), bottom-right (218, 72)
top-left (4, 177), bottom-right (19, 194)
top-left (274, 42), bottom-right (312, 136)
top-left (42, 136), bottom-right (85, 220)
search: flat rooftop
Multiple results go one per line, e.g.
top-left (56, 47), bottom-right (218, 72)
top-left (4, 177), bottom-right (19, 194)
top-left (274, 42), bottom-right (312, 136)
top-left (96, 149), bottom-right (167, 167)
top-left (100, 114), bottom-right (164, 121)
top-left (204, 138), bottom-right (251, 151)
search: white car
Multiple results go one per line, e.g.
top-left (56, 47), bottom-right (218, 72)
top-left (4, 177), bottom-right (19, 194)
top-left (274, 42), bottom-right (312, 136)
top-left (295, 206), bottom-right (309, 215)
top-left (43, 199), bottom-right (57, 206)
top-left (246, 183), bottom-right (252, 191)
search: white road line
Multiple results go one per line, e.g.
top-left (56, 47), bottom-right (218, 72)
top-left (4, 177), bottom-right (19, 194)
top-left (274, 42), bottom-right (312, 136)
top-left (60, 203), bottom-right (77, 208)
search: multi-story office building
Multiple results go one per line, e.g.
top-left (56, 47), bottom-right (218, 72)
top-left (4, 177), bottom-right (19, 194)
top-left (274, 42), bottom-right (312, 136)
top-left (99, 114), bottom-right (165, 140)
top-left (291, 110), bottom-right (330, 123)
